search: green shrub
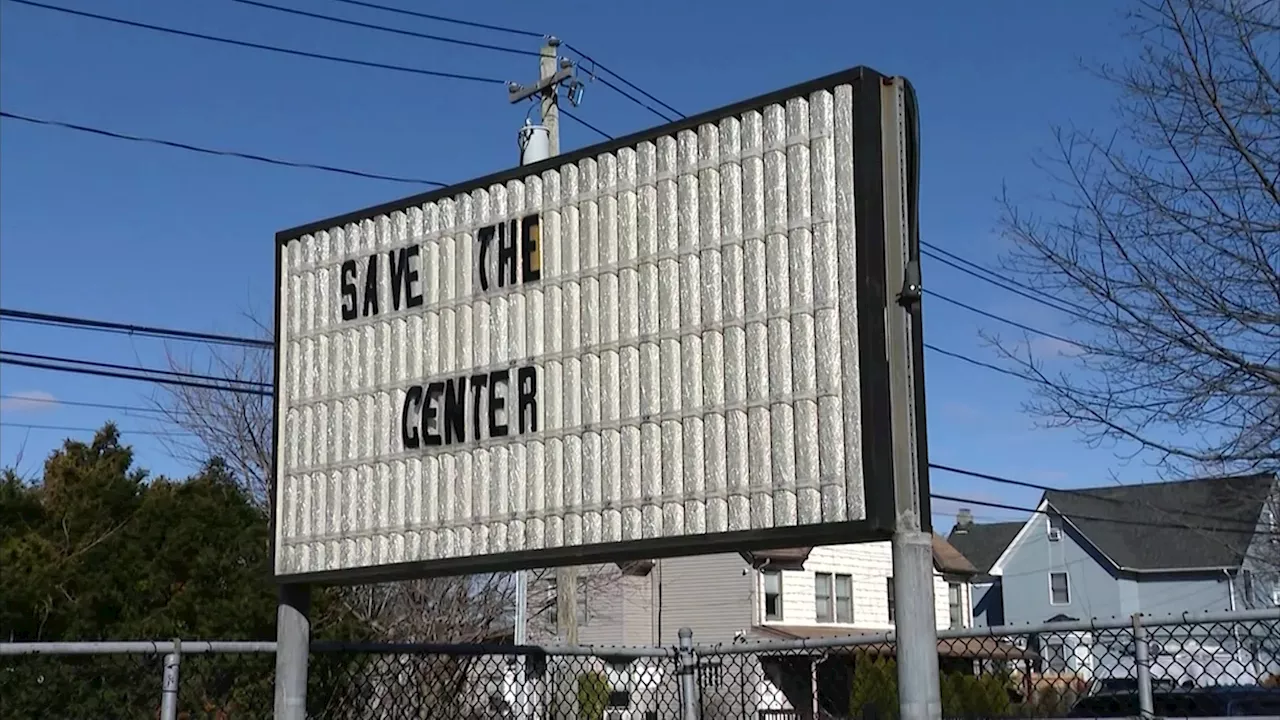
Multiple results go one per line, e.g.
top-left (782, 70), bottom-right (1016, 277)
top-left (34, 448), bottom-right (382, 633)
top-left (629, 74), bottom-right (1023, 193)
top-left (577, 671), bottom-right (611, 720)
top-left (847, 652), bottom-right (1014, 718)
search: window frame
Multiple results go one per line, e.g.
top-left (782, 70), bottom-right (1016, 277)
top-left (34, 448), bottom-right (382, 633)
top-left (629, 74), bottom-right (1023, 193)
top-left (1049, 571), bottom-right (1071, 605)
top-left (887, 576), bottom-right (896, 623)
top-left (1048, 514), bottom-right (1063, 541)
top-left (814, 572), bottom-right (834, 623)
top-left (762, 569), bottom-right (783, 622)
top-left (947, 581), bottom-right (964, 629)
top-left (834, 574), bottom-right (854, 624)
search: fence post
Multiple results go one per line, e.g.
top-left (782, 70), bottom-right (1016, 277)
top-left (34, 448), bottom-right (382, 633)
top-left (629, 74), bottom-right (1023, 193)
top-left (1132, 613), bottom-right (1154, 719)
top-left (677, 627), bottom-right (700, 720)
top-left (160, 639), bottom-right (181, 720)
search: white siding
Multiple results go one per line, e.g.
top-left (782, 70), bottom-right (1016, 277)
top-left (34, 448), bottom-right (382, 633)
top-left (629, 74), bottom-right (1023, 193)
top-left (764, 541), bottom-right (966, 631)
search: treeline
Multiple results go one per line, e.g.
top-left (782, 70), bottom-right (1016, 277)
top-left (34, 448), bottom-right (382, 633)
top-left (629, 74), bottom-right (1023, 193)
top-left (0, 425), bottom-right (368, 717)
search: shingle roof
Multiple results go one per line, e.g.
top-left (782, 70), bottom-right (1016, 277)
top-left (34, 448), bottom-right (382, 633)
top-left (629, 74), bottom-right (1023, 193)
top-left (1043, 472), bottom-right (1277, 572)
top-left (947, 521), bottom-right (1022, 583)
top-left (931, 534), bottom-right (978, 575)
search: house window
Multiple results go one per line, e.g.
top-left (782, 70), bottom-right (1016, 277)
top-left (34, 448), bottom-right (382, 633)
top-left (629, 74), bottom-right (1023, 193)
top-left (815, 572), bottom-right (834, 622)
top-left (1048, 514), bottom-right (1063, 541)
top-left (763, 569), bottom-right (782, 621)
top-left (887, 577), bottom-right (896, 623)
top-left (835, 574), bottom-right (854, 623)
top-left (948, 582), bottom-right (964, 628)
top-left (576, 580), bottom-right (590, 627)
top-left (1050, 572), bottom-right (1071, 605)
top-left (815, 573), bottom-right (853, 623)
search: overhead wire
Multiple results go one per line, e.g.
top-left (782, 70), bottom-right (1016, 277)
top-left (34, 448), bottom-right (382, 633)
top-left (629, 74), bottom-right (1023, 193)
top-left (9, 0), bottom-right (614, 145)
top-left (922, 244), bottom-right (1095, 322)
top-left (226, 0), bottom-right (540, 58)
top-left (929, 493), bottom-right (1270, 536)
top-left (0, 308), bottom-right (272, 349)
top-left (0, 112), bottom-right (448, 187)
top-left (930, 462), bottom-right (1265, 530)
top-left (924, 289), bottom-right (1081, 348)
top-left (0, 357), bottom-right (273, 396)
top-left (304, 0), bottom-right (686, 121)
top-left (7, 0), bottom-right (509, 85)
top-left (0, 393), bottom-right (202, 417)
top-left (562, 42), bottom-right (685, 120)
top-left (0, 421), bottom-right (195, 437)
top-left (560, 108), bottom-right (613, 140)
top-left (0, 351), bottom-right (270, 389)
top-left (326, 0), bottom-right (543, 39)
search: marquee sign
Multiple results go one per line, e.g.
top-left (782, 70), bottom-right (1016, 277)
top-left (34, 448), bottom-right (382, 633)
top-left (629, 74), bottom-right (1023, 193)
top-left (272, 66), bottom-right (926, 582)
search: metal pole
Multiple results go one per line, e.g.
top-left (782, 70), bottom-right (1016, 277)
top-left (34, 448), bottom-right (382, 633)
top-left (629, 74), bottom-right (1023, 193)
top-left (1133, 613), bottom-right (1154, 719)
top-left (273, 583), bottom-right (311, 720)
top-left (677, 627), bottom-right (700, 720)
top-left (159, 644), bottom-right (180, 720)
top-left (881, 75), bottom-right (942, 720)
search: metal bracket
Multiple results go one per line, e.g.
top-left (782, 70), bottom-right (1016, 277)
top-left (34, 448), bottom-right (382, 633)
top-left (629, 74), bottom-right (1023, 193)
top-left (897, 258), bottom-right (922, 307)
top-left (507, 66), bottom-right (575, 104)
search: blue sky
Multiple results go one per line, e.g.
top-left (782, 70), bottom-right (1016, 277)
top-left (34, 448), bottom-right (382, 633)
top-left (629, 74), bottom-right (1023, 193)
top-left (0, 0), bottom-right (1159, 531)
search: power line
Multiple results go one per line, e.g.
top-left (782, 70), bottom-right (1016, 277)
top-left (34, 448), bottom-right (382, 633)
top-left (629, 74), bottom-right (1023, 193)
top-left (0, 111), bottom-right (448, 187)
top-left (930, 462), bottom-right (1262, 530)
top-left (7, 0), bottom-right (509, 85)
top-left (0, 351), bottom-right (270, 389)
top-left (924, 289), bottom-right (1081, 348)
top-left (227, 0), bottom-right (540, 58)
top-left (929, 493), bottom-right (1267, 536)
top-left (562, 43), bottom-right (685, 120)
top-left (0, 357), bottom-right (273, 397)
top-left (923, 241), bottom-right (1095, 317)
top-left (318, 0), bottom-right (683, 121)
top-left (0, 308), bottom-right (272, 349)
top-left (1, 421), bottom-right (195, 437)
top-left (0, 393), bottom-right (200, 417)
top-left (327, 0), bottom-right (543, 39)
top-left (10, 0), bottom-right (611, 147)
top-left (924, 343), bottom-right (1024, 380)
top-left (922, 245), bottom-right (1095, 321)
top-left (561, 108), bottom-right (613, 140)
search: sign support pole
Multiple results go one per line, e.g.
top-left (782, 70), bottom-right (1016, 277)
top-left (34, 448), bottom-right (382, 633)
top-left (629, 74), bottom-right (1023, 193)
top-left (273, 582), bottom-right (311, 719)
top-left (881, 77), bottom-right (942, 720)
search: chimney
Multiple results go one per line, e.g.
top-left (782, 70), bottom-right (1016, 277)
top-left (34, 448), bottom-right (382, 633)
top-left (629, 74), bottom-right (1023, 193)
top-left (954, 508), bottom-right (974, 533)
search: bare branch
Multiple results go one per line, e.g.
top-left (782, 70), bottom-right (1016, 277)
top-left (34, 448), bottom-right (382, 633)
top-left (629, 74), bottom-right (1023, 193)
top-left (996, 0), bottom-right (1280, 475)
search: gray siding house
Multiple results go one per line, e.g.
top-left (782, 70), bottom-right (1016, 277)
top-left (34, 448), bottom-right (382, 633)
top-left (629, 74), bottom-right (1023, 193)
top-left (970, 472), bottom-right (1280, 683)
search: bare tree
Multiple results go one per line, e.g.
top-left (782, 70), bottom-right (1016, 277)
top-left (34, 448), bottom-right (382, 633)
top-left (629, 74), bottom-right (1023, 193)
top-left (154, 310), bottom-right (617, 643)
top-left (995, 0), bottom-right (1279, 474)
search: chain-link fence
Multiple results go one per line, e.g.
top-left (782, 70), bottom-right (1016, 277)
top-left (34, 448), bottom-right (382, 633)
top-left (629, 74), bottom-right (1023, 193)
top-left (5, 609), bottom-right (1280, 718)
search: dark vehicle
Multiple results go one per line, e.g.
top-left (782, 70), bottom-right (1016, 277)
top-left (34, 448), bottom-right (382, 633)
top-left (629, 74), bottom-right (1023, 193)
top-left (1081, 677), bottom-right (1179, 698)
top-left (1067, 685), bottom-right (1280, 717)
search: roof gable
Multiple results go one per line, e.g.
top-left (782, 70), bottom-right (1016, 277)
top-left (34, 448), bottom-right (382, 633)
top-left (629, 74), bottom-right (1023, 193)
top-left (947, 521), bottom-right (1022, 582)
top-left (1043, 472), bottom-right (1276, 571)
top-left (989, 472), bottom-right (1276, 576)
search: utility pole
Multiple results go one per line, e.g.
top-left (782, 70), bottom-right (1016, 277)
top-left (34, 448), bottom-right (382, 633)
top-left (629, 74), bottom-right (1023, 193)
top-left (509, 36), bottom-right (582, 647)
